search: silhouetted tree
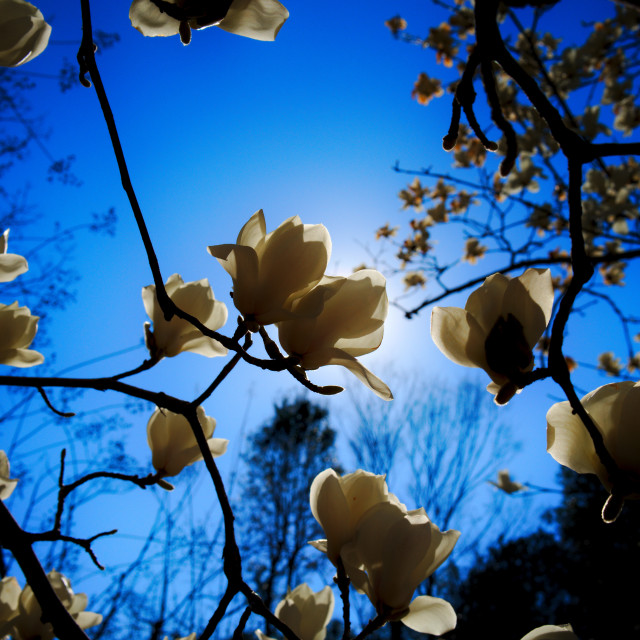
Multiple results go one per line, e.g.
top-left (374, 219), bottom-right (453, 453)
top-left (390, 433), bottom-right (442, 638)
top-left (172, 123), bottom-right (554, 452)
top-left (451, 468), bottom-right (640, 640)
top-left (236, 397), bottom-right (341, 628)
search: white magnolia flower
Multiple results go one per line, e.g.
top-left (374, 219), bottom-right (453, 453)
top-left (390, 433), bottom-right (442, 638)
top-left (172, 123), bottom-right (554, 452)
top-left (130, 0), bottom-right (288, 44)
top-left (276, 270), bottom-right (392, 400)
top-left (0, 450), bottom-right (18, 500)
top-left (431, 268), bottom-right (553, 404)
top-left (142, 273), bottom-right (227, 360)
top-left (0, 230), bottom-right (28, 283)
top-left (520, 624), bottom-right (579, 640)
top-left (341, 501), bottom-right (459, 635)
top-left (8, 571), bottom-right (101, 640)
top-left (0, 302), bottom-right (44, 367)
top-left (0, 576), bottom-right (20, 638)
top-left (309, 468), bottom-right (399, 564)
top-left (547, 381), bottom-right (640, 499)
top-left (0, 0), bottom-right (51, 67)
top-left (147, 406), bottom-right (228, 478)
top-left (488, 469), bottom-right (526, 494)
top-left (209, 210), bottom-right (331, 328)
top-left (255, 584), bottom-right (334, 640)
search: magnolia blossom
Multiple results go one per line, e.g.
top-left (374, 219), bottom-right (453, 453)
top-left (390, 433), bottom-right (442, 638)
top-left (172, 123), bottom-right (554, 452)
top-left (142, 273), bottom-right (227, 360)
top-left (276, 270), bottom-right (392, 400)
top-left (488, 469), bottom-right (526, 494)
top-left (7, 571), bottom-right (101, 640)
top-left (0, 0), bottom-right (51, 67)
top-left (255, 584), bottom-right (334, 640)
top-left (309, 469), bottom-right (398, 564)
top-left (209, 210), bottom-right (331, 328)
top-left (129, 0), bottom-right (288, 44)
top-left (0, 450), bottom-right (18, 500)
top-left (520, 624), bottom-right (579, 640)
top-left (0, 576), bottom-right (20, 638)
top-left (0, 229), bottom-right (28, 282)
top-left (341, 501), bottom-right (459, 635)
top-left (431, 268), bottom-right (553, 404)
top-left (547, 381), bottom-right (640, 498)
top-left (147, 406), bottom-right (228, 478)
top-left (0, 302), bottom-right (44, 367)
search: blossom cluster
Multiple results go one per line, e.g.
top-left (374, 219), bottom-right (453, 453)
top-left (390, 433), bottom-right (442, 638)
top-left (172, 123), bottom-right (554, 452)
top-left (209, 210), bottom-right (392, 400)
top-left (0, 571), bottom-right (101, 640)
top-left (308, 469), bottom-right (459, 635)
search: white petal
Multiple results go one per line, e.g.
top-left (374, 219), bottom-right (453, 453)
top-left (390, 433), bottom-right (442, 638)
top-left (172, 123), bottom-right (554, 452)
top-left (129, 0), bottom-right (180, 36)
top-left (323, 349), bottom-right (392, 400)
top-left (401, 596), bottom-right (457, 635)
top-left (217, 0), bottom-right (289, 41)
top-left (0, 254), bottom-right (28, 282)
top-left (546, 400), bottom-right (607, 485)
top-left (430, 306), bottom-right (487, 369)
top-left (520, 624), bottom-right (579, 640)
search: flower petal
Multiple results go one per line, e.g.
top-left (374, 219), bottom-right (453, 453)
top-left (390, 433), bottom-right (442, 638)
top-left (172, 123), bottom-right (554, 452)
top-left (546, 400), bottom-right (607, 484)
top-left (430, 306), bottom-right (487, 369)
top-left (0, 254), bottom-right (28, 283)
top-left (217, 0), bottom-right (289, 41)
top-left (129, 0), bottom-right (180, 36)
top-left (401, 596), bottom-right (457, 635)
top-left (323, 349), bottom-right (392, 400)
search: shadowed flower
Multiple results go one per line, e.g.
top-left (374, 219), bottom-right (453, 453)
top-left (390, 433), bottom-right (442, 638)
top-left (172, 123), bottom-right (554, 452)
top-left (0, 577), bottom-right (20, 637)
top-left (0, 230), bottom-right (28, 282)
top-left (7, 571), bottom-right (101, 640)
top-left (142, 273), bottom-right (227, 360)
top-left (255, 584), bottom-right (334, 640)
top-left (147, 406), bottom-right (228, 479)
top-left (431, 268), bottom-right (553, 404)
top-left (209, 210), bottom-right (331, 329)
top-left (520, 624), bottom-right (579, 640)
top-left (488, 469), bottom-right (526, 494)
top-left (0, 451), bottom-right (18, 500)
top-left (309, 469), bottom-right (398, 564)
top-left (0, 0), bottom-right (51, 67)
top-left (341, 501), bottom-right (459, 635)
top-left (129, 0), bottom-right (288, 44)
top-left (0, 302), bottom-right (43, 367)
top-left (276, 270), bottom-right (391, 400)
top-left (547, 381), bottom-right (640, 503)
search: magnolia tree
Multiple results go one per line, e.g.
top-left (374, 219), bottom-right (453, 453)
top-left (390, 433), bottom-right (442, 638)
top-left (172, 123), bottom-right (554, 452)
top-left (0, 1), bottom-right (638, 640)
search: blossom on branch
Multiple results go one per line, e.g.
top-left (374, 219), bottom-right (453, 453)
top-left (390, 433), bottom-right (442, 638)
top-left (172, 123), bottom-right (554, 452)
top-left (0, 0), bottom-right (51, 67)
top-left (142, 273), bottom-right (227, 360)
top-left (5, 571), bottom-right (101, 640)
top-left (276, 270), bottom-right (392, 400)
top-left (341, 501), bottom-right (459, 635)
top-left (147, 406), bottom-right (228, 480)
top-left (431, 268), bottom-right (554, 404)
top-left (0, 230), bottom-right (28, 283)
top-left (0, 450), bottom-right (18, 500)
top-left (309, 469), bottom-right (399, 564)
top-left (255, 584), bottom-right (334, 640)
top-left (488, 469), bottom-right (525, 494)
top-left (129, 0), bottom-right (288, 44)
top-left (547, 381), bottom-right (640, 500)
top-left (209, 210), bottom-right (330, 329)
top-left (0, 302), bottom-right (44, 368)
